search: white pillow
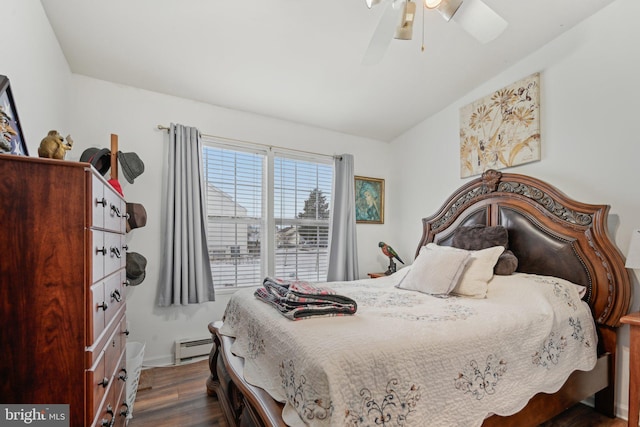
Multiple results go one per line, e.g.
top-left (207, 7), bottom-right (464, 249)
top-left (445, 244), bottom-right (505, 298)
top-left (396, 244), bottom-right (471, 296)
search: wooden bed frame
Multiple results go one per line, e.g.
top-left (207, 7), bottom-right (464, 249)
top-left (206, 169), bottom-right (632, 427)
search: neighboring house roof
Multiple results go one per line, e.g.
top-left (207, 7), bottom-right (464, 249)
top-left (206, 183), bottom-right (247, 217)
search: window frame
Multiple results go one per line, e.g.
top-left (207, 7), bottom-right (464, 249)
top-left (201, 138), bottom-right (333, 293)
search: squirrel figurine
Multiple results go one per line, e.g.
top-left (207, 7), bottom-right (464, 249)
top-left (38, 130), bottom-right (73, 160)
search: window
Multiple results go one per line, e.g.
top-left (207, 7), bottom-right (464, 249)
top-left (202, 139), bottom-right (333, 289)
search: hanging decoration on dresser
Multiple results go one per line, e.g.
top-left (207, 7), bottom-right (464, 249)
top-left (80, 147), bottom-right (112, 175)
top-left (126, 252), bottom-right (147, 286)
top-left (37, 130), bottom-right (73, 160)
top-left (118, 151), bottom-right (145, 183)
top-left (126, 202), bottom-right (147, 233)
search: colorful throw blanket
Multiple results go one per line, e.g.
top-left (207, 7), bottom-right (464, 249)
top-left (254, 277), bottom-right (357, 320)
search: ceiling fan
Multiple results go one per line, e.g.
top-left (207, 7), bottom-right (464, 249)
top-left (362, 0), bottom-right (508, 65)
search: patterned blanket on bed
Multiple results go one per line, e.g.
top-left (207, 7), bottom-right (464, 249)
top-left (254, 277), bottom-right (358, 320)
top-left (220, 270), bottom-right (597, 427)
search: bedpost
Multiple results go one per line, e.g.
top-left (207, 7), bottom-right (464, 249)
top-left (594, 326), bottom-right (617, 417)
top-left (206, 321), bottom-right (222, 397)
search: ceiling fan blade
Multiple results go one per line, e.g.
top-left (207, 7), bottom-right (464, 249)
top-left (362, 0), bottom-right (406, 65)
top-left (451, 0), bottom-right (507, 43)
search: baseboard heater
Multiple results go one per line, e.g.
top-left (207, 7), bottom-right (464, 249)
top-left (174, 337), bottom-right (213, 364)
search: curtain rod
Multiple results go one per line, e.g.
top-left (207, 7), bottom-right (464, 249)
top-left (157, 125), bottom-right (341, 161)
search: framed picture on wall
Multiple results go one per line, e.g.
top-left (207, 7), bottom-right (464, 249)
top-left (355, 176), bottom-right (384, 224)
top-left (0, 75), bottom-right (28, 156)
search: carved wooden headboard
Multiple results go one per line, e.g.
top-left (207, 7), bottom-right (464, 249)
top-left (416, 170), bottom-right (631, 331)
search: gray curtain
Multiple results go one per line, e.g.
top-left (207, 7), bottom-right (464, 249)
top-left (327, 154), bottom-right (359, 281)
top-left (158, 123), bottom-right (214, 306)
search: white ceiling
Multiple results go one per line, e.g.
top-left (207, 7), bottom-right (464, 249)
top-left (40, 0), bottom-right (615, 142)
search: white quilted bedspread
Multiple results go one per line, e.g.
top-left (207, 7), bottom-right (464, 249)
top-left (219, 270), bottom-right (597, 427)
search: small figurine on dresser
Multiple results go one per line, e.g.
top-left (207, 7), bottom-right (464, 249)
top-left (37, 130), bottom-right (73, 160)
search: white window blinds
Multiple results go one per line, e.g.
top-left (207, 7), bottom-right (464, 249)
top-left (202, 140), bottom-right (333, 288)
top-left (274, 155), bottom-right (332, 282)
top-left (202, 144), bottom-right (265, 288)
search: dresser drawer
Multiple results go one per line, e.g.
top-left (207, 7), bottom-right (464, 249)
top-left (89, 272), bottom-right (126, 346)
top-left (105, 233), bottom-right (126, 276)
top-left (91, 173), bottom-right (106, 229)
top-left (113, 351), bottom-right (128, 425)
top-left (104, 321), bottom-right (124, 381)
top-left (91, 230), bottom-right (106, 283)
top-left (90, 281), bottom-right (107, 346)
top-left (105, 270), bottom-right (126, 328)
top-left (87, 349), bottom-right (108, 421)
top-left (91, 172), bottom-right (126, 234)
top-left (104, 184), bottom-right (126, 233)
top-left (93, 231), bottom-right (127, 283)
top-left (87, 317), bottom-right (127, 425)
top-left (114, 374), bottom-right (128, 427)
top-left (92, 370), bottom-right (127, 427)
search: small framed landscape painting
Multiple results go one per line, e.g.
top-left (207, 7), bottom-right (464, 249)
top-left (0, 75), bottom-right (28, 156)
top-left (355, 176), bottom-right (384, 224)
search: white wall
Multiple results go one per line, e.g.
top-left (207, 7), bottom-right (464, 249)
top-left (1, 0), bottom-right (71, 151)
top-left (66, 75), bottom-right (394, 365)
top-left (389, 0), bottom-right (640, 418)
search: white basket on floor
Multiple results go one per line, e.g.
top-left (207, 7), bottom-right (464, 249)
top-left (126, 341), bottom-right (145, 420)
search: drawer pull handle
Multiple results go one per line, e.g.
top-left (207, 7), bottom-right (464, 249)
top-left (119, 402), bottom-right (129, 417)
top-left (97, 301), bottom-right (108, 311)
top-left (96, 197), bottom-right (107, 207)
top-left (96, 247), bottom-right (107, 256)
top-left (103, 405), bottom-right (115, 427)
top-left (100, 418), bottom-right (111, 427)
top-left (111, 289), bottom-right (122, 302)
top-left (122, 244), bottom-right (129, 251)
top-left (124, 279), bottom-right (131, 287)
top-left (98, 377), bottom-right (109, 388)
top-left (124, 329), bottom-right (130, 336)
top-left (118, 368), bottom-right (128, 381)
top-left (110, 204), bottom-right (123, 218)
top-left (110, 247), bottom-right (121, 258)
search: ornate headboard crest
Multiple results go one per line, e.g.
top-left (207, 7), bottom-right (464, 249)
top-left (432, 170), bottom-right (593, 232)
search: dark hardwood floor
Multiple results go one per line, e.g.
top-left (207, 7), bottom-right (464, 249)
top-left (128, 359), bottom-right (627, 427)
top-left (127, 359), bottom-right (227, 427)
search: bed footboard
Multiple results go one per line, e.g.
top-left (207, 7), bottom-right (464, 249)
top-left (208, 321), bottom-right (285, 427)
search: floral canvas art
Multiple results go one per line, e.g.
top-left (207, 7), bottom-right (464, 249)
top-left (459, 73), bottom-right (540, 178)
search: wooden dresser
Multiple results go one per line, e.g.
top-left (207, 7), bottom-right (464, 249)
top-left (0, 155), bottom-right (129, 427)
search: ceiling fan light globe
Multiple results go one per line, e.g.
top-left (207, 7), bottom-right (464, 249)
top-left (424, 0), bottom-right (442, 9)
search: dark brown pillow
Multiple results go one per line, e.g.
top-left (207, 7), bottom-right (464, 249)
top-left (494, 250), bottom-right (518, 275)
top-left (451, 225), bottom-right (518, 275)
